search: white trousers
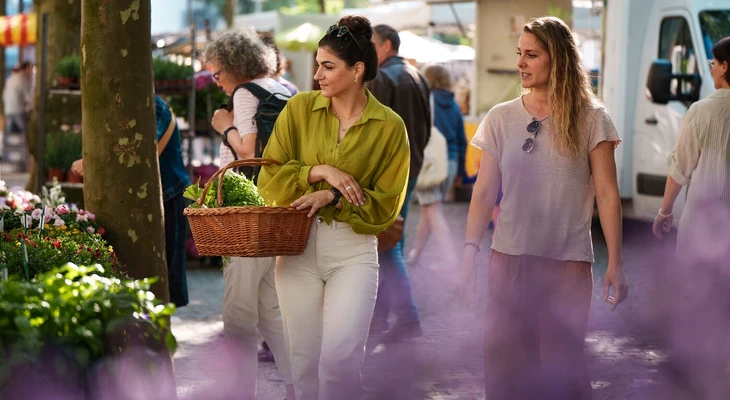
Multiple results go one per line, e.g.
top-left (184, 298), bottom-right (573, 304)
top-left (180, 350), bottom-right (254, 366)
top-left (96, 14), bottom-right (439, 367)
top-left (222, 256), bottom-right (292, 399)
top-left (276, 217), bottom-right (379, 400)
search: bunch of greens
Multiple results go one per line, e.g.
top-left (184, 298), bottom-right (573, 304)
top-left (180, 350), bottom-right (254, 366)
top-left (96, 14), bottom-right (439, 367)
top-left (184, 171), bottom-right (265, 208)
top-left (0, 264), bottom-right (176, 388)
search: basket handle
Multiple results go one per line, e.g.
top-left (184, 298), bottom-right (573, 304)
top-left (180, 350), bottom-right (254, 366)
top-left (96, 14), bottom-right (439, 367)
top-left (199, 158), bottom-right (284, 207)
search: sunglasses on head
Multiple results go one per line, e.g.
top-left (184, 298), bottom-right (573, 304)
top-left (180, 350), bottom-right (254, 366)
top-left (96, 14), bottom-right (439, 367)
top-left (326, 25), bottom-right (364, 52)
top-left (522, 118), bottom-right (545, 153)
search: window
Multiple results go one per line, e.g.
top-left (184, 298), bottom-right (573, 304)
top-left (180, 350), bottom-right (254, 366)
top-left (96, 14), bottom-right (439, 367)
top-left (699, 10), bottom-right (730, 59)
top-left (659, 17), bottom-right (700, 103)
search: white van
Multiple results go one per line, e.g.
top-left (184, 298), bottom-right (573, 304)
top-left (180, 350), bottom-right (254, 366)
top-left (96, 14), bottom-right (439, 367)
top-left (602, 0), bottom-right (730, 221)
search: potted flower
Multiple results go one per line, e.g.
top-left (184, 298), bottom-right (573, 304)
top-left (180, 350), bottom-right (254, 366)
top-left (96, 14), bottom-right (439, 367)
top-left (54, 55), bottom-right (81, 89)
top-left (44, 133), bottom-right (66, 182)
top-left (0, 264), bottom-right (176, 399)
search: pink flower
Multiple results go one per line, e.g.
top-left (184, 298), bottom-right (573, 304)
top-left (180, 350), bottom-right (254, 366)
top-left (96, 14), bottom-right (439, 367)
top-left (53, 218), bottom-right (65, 227)
top-left (31, 208), bottom-right (43, 220)
top-left (86, 211), bottom-right (96, 220)
top-left (20, 215), bottom-right (33, 228)
top-left (86, 226), bottom-right (95, 234)
top-left (76, 213), bottom-right (89, 222)
top-left (55, 204), bottom-right (70, 215)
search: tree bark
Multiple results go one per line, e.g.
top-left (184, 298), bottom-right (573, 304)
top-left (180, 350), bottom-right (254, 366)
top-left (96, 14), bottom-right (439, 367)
top-left (223, 0), bottom-right (234, 28)
top-left (81, 0), bottom-right (169, 302)
top-left (26, 0), bottom-right (82, 191)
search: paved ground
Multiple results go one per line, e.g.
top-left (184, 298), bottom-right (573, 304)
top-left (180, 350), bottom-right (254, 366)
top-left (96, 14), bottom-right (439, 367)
top-left (170, 202), bottom-right (701, 400)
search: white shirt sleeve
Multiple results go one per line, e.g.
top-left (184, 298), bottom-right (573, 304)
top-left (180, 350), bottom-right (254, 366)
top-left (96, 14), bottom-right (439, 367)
top-left (232, 88), bottom-right (260, 137)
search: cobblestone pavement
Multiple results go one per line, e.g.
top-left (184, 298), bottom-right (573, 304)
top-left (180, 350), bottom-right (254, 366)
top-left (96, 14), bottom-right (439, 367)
top-left (172, 203), bottom-right (700, 399)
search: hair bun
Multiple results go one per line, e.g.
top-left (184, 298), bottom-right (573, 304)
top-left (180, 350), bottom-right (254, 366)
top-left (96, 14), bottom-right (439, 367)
top-left (337, 15), bottom-right (373, 41)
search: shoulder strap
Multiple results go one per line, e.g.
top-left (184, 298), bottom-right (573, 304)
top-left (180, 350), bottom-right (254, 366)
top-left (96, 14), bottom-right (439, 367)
top-left (157, 107), bottom-right (176, 156)
top-left (241, 81), bottom-right (291, 101)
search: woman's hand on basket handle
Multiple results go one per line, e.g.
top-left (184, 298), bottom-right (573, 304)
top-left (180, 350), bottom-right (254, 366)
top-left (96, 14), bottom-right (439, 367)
top-left (309, 165), bottom-right (364, 206)
top-left (292, 191), bottom-right (336, 218)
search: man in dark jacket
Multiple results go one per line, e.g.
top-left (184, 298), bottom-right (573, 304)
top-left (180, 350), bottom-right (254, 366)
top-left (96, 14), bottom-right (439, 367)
top-left (368, 24), bottom-right (430, 342)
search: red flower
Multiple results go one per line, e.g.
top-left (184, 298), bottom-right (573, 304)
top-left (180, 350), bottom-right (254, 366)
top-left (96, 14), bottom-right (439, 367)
top-left (94, 249), bottom-right (102, 259)
top-left (52, 239), bottom-right (62, 249)
top-left (98, 227), bottom-right (105, 235)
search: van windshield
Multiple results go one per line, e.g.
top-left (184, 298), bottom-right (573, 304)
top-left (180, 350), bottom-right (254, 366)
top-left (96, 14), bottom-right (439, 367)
top-left (700, 11), bottom-right (730, 59)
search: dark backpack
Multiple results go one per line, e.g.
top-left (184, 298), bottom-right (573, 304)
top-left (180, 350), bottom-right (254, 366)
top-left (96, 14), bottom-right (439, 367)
top-left (221, 82), bottom-right (289, 180)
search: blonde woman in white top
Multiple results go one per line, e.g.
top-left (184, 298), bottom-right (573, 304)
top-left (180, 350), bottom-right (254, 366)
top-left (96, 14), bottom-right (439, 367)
top-left (459, 17), bottom-right (628, 399)
top-left (652, 36), bottom-right (730, 399)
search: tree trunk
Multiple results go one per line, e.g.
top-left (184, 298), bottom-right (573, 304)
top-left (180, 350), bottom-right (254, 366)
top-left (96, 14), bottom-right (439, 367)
top-left (26, 0), bottom-right (82, 191)
top-left (319, 0), bottom-right (325, 13)
top-left (223, 0), bottom-right (234, 28)
top-left (81, 0), bottom-right (169, 302)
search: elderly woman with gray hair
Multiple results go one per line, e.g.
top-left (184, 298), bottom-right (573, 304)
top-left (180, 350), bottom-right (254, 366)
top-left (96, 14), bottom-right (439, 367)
top-left (203, 27), bottom-right (294, 400)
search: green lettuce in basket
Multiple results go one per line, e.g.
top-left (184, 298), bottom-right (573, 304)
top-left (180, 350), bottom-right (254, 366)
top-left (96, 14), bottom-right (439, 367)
top-left (184, 170), bottom-right (265, 208)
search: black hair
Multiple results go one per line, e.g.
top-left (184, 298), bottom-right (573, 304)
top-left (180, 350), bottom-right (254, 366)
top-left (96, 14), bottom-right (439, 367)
top-left (373, 24), bottom-right (400, 53)
top-left (712, 36), bottom-right (730, 84)
top-left (318, 15), bottom-right (378, 82)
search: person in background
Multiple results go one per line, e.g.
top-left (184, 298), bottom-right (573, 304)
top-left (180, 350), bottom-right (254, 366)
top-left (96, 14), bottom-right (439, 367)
top-left (203, 27), bottom-right (294, 400)
top-left (652, 36), bottom-right (730, 399)
top-left (406, 64), bottom-right (466, 267)
top-left (71, 95), bottom-right (191, 308)
top-left (258, 15), bottom-right (409, 399)
top-left (368, 23), bottom-right (430, 342)
top-left (2, 61), bottom-right (33, 165)
top-left (259, 32), bottom-right (299, 96)
top-left (460, 17), bottom-right (627, 399)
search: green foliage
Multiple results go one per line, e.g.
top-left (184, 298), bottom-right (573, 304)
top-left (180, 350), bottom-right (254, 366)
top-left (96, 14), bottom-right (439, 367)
top-left (152, 58), bottom-right (194, 81)
top-left (168, 83), bottom-right (230, 122)
top-left (0, 264), bottom-right (176, 386)
top-left (44, 131), bottom-right (82, 171)
top-left (184, 170), bottom-right (265, 208)
top-left (54, 55), bottom-right (81, 79)
top-left (0, 227), bottom-right (123, 281)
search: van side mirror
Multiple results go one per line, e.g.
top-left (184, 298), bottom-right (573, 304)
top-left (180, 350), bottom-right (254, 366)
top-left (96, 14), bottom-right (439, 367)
top-left (647, 59), bottom-right (672, 104)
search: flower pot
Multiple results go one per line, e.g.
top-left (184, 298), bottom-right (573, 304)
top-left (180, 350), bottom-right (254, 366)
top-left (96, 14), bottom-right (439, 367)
top-left (47, 168), bottom-right (66, 182)
top-left (57, 77), bottom-right (73, 89)
top-left (67, 171), bottom-right (84, 184)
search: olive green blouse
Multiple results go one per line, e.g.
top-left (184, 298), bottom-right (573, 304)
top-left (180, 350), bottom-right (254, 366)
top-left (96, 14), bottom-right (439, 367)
top-left (258, 89), bottom-right (410, 235)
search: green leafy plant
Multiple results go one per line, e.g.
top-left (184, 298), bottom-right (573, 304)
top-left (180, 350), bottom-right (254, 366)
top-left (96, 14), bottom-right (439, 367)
top-left (0, 264), bottom-right (176, 389)
top-left (54, 55), bottom-right (81, 80)
top-left (44, 131), bottom-right (82, 172)
top-left (152, 57), bottom-right (194, 81)
top-left (0, 227), bottom-right (123, 281)
top-left (183, 170), bottom-right (265, 208)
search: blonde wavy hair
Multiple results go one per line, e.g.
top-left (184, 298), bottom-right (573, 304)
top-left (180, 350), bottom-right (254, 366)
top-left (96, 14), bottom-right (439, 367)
top-left (523, 17), bottom-right (598, 158)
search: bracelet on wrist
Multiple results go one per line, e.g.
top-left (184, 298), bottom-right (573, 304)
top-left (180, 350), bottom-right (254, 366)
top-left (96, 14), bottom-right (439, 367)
top-left (223, 126), bottom-right (237, 136)
top-left (464, 242), bottom-right (480, 252)
top-left (329, 188), bottom-right (342, 207)
top-left (658, 208), bottom-right (673, 218)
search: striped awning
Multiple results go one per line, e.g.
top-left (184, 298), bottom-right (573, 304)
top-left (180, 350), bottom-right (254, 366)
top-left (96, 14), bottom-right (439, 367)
top-left (0, 13), bottom-right (36, 46)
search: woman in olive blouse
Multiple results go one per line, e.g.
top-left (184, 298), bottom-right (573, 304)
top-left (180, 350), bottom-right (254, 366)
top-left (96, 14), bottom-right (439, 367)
top-left (258, 15), bottom-right (409, 400)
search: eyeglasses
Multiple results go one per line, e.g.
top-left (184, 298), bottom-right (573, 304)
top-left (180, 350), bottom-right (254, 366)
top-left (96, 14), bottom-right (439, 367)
top-left (708, 60), bottom-right (716, 69)
top-left (213, 69), bottom-right (223, 82)
top-left (522, 118), bottom-right (543, 153)
top-left (326, 24), bottom-right (364, 53)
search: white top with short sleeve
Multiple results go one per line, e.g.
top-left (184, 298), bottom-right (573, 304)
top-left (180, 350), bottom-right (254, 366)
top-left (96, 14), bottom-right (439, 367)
top-left (471, 96), bottom-right (621, 262)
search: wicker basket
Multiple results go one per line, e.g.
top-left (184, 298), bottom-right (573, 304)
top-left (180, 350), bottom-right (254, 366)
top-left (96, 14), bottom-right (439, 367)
top-left (184, 158), bottom-right (314, 257)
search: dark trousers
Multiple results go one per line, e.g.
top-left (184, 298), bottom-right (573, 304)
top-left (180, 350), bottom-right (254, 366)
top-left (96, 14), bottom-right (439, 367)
top-left (165, 194), bottom-right (189, 307)
top-left (373, 178), bottom-right (419, 325)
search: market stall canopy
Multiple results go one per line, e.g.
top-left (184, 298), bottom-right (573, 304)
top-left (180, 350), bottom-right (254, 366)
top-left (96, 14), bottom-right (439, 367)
top-left (0, 13), bottom-right (36, 46)
top-left (398, 30), bottom-right (474, 64)
top-left (275, 22), bottom-right (323, 52)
